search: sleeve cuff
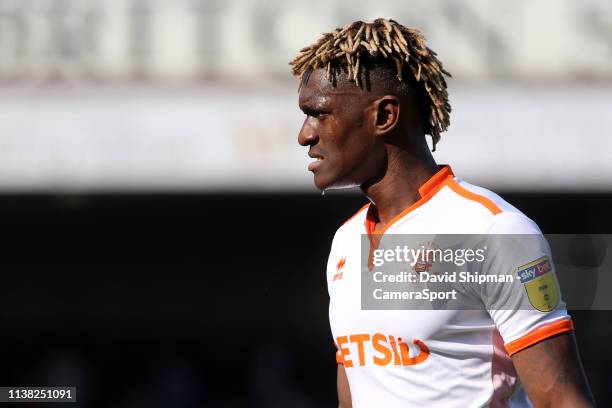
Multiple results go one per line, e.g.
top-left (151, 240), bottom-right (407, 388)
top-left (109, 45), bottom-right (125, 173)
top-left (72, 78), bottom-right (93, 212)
top-left (504, 318), bottom-right (574, 356)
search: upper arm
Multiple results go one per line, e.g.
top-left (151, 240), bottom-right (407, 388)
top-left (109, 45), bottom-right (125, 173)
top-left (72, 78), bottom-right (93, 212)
top-left (512, 331), bottom-right (595, 408)
top-left (337, 364), bottom-right (352, 408)
top-left (481, 215), bottom-right (594, 405)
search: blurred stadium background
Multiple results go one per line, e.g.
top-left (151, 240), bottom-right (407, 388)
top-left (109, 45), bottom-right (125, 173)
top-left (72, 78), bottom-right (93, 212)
top-left (0, 0), bottom-right (611, 406)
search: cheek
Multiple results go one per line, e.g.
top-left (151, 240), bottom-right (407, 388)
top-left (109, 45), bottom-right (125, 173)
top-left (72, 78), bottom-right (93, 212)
top-left (317, 121), bottom-right (341, 151)
top-left (321, 110), bottom-right (369, 165)
top-left (327, 117), bottom-right (353, 148)
top-left (327, 131), bottom-right (351, 166)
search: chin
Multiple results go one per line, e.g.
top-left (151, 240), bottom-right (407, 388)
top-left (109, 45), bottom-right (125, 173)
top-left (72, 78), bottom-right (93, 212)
top-left (313, 173), bottom-right (358, 191)
top-left (313, 176), bottom-right (332, 190)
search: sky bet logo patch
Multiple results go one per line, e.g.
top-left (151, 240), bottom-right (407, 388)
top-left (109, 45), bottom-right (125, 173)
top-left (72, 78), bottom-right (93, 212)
top-left (516, 256), bottom-right (559, 312)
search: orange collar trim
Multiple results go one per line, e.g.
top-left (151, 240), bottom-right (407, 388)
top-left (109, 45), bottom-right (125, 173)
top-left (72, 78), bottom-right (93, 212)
top-left (418, 165), bottom-right (454, 197)
top-left (366, 165), bottom-right (454, 236)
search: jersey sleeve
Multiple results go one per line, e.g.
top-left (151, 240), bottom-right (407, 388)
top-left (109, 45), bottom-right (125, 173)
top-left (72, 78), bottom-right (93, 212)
top-left (481, 212), bottom-right (573, 356)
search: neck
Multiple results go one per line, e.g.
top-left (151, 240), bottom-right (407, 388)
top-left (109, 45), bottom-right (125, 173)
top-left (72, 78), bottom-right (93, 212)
top-left (361, 141), bottom-right (438, 227)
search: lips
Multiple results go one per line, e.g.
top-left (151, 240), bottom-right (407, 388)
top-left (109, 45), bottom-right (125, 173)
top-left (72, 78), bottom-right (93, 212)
top-left (308, 158), bottom-right (323, 171)
top-left (308, 152), bottom-right (324, 172)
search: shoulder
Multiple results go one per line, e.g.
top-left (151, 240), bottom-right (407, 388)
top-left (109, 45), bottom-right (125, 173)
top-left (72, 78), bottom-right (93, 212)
top-left (326, 203), bottom-right (369, 255)
top-left (428, 177), bottom-right (542, 233)
top-left (337, 202), bottom-right (369, 235)
top-left (443, 177), bottom-right (518, 215)
top-left (325, 203), bottom-right (369, 281)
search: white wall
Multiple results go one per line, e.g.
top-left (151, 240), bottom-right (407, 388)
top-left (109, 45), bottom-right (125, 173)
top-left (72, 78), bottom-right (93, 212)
top-left (0, 84), bottom-right (609, 192)
top-left (0, 0), bottom-right (610, 191)
top-left (0, 0), bottom-right (610, 81)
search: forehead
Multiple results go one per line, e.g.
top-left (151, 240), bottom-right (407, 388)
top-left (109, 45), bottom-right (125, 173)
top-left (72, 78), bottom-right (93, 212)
top-left (298, 68), bottom-right (362, 107)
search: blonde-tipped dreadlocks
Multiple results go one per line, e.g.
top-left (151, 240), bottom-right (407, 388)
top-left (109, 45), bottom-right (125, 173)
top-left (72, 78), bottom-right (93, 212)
top-left (289, 18), bottom-right (451, 150)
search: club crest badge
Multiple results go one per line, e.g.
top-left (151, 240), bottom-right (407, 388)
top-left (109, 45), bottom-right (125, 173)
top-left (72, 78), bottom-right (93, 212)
top-left (516, 256), bottom-right (559, 312)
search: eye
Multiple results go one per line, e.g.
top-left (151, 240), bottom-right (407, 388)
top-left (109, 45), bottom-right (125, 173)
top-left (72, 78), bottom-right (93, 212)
top-left (304, 109), bottom-right (329, 119)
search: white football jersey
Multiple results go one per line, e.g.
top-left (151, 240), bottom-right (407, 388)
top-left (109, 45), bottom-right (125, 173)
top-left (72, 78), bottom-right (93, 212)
top-left (327, 165), bottom-right (572, 407)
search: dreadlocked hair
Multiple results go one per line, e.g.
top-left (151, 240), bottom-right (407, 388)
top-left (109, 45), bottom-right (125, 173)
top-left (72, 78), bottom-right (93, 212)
top-left (289, 18), bottom-right (451, 151)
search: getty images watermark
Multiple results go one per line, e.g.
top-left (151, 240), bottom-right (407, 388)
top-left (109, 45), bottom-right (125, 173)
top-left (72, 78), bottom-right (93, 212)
top-left (361, 234), bottom-right (610, 311)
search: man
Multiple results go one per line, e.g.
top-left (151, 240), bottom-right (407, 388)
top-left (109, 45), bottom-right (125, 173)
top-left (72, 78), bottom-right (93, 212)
top-left (290, 19), bottom-right (594, 407)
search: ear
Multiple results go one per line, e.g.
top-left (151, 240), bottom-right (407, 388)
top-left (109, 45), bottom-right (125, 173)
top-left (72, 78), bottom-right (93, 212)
top-left (372, 95), bottom-right (400, 136)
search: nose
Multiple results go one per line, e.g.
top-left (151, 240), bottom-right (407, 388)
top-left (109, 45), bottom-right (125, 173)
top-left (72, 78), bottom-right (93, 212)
top-left (298, 118), bottom-right (319, 147)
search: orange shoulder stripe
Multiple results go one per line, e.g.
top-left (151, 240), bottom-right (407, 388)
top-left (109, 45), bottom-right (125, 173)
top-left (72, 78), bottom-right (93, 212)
top-left (343, 203), bottom-right (370, 225)
top-left (505, 319), bottom-right (574, 356)
top-left (446, 179), bottom-right (502, 215)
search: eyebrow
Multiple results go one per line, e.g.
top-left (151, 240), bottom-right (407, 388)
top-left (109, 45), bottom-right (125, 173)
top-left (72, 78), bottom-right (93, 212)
top-left (299, 100), bottom-right (321, 115)
top-left (300, 106), bottom-right (323, 117)
top-left (299, 95), bottom-right (331, 113)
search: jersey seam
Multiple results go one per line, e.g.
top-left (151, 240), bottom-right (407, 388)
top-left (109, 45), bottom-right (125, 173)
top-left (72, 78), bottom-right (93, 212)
top-left (447, 179), bottom-right (503, 217)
